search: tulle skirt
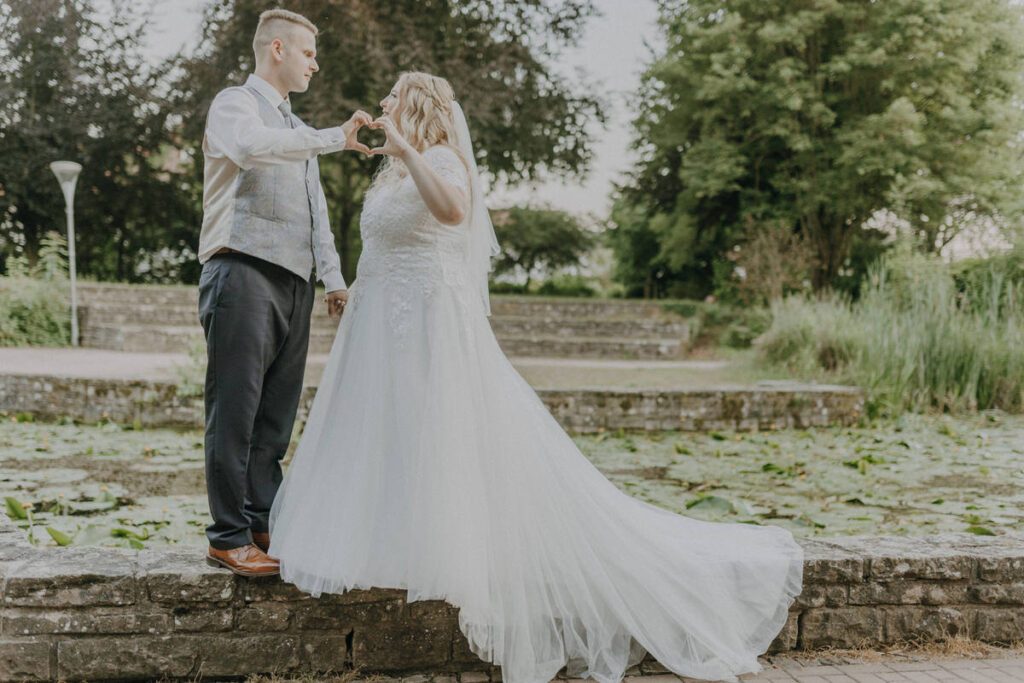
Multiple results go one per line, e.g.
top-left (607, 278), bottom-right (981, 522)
top-left (268, 270), bottom-right (804, 683)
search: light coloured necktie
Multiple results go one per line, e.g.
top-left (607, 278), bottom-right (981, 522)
top-left (278, 100), bottom-right (293, 126)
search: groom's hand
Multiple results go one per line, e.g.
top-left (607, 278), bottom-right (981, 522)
top-left (342, 111), bottom-right (373, 154)
top-left (325, 289), bottom-right (349, 319)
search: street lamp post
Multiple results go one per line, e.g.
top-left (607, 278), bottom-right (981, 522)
top-left (49, 161), bottom-right (82, 347)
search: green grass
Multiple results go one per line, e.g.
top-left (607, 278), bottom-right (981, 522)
top-left (759, 250), bottom-right (1024, 415)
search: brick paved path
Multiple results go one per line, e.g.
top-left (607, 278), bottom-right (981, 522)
top-left (725, 655), bottom-right (1024, 682)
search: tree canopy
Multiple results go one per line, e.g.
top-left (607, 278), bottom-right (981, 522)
top-left (492, 206), bottom-right (595, 287)
top-left (170, 0), bottom-right (605, 279)
top-left (0, 0), bottom-right (603, 282)
top-left (612, 0), bottom-right (1024, 299)
top-left (0, 0), bottom-right (194, 280)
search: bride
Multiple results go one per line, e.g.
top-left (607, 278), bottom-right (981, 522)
top-left (268, 71), bottom-right (803, 683)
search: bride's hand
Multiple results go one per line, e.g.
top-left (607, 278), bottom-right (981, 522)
top-left (368, 116), bottom-right (412, 159)
top-left (343, 110), bottom-right (373, 155)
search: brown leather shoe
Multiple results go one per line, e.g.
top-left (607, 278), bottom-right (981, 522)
top-left (205, 543), bottom-right (279, 577)
top-left (251, 531), bottom-right (270, 553)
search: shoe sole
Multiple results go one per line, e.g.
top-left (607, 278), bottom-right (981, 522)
top-left (205, 555), bottom-right (280, 577)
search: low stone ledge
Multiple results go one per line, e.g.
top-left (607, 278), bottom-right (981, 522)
top-left (1, 509), bottom-right (1022, 682)
top-left (0, 373), bottom-right (864, 433)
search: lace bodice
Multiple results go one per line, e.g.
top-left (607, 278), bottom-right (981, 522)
top-left (356, 145), bottom-right (471, 284)
top-left (351, 145), bottom-right (475, 343)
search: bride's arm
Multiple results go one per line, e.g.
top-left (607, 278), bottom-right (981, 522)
top-left (402, 149), bottom-right (467, 226)
top-left (370, 117), bottom-right (467, 226)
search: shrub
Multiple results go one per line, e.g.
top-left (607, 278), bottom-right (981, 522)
top-left (0, 232), bottom-right (71, 346)
top-left (535, 274), bottom-right (596, 298)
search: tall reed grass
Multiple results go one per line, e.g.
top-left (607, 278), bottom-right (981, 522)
top-left (760, 248), bottom-right (1024, 414)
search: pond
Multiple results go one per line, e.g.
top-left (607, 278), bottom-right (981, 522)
top-left (2, 412), bottom-right (1022, 549)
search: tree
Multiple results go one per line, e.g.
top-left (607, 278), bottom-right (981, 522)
top-left (0, 0), bottom-right (194, 280)
top-left (169, 0), bottom-right (605, 281)
top-left (612, 0), bottom-right (1024, 297)
top-left (492, 206), bottom-right (594, 288)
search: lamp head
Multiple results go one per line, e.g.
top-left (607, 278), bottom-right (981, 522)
top-left (50, 161), bottom-right (82, 185)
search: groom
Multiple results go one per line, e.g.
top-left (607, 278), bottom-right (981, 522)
top-left (197, 8), bottom-right (371, 576)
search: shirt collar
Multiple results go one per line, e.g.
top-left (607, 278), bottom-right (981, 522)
top-left (245, 74), bottom-right (288, 110)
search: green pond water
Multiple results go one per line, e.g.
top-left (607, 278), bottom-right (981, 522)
top-left (2, 412), bottom-right (1022, 549)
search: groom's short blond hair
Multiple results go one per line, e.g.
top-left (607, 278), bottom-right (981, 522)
top-left (253, 9), bottom-right (318, 60)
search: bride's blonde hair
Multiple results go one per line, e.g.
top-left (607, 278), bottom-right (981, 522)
top-left (373, 71), bottom-right (466, 186)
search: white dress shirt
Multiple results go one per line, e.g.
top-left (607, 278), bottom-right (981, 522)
top-left (198, 73), bottom-right (347, 291)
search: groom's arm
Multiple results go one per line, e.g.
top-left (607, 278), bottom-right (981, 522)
top-left (313, 180), bottom-right (346, 294)
top-left (204, 88), bottom-right (349, 170)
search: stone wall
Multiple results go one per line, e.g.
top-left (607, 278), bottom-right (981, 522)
top-left (75, 284), bottom-right (692, 359)
top-left (0, 373), bottom-right (864, 433)
top-left (2, 510), bottom-right (1022, 682)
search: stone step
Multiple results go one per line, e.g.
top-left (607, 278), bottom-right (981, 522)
top-left (496, 334), bottom-right (685, 360)
top-left (80, 324), bottom-right (686, 359)
top-left (79, 303), bottom-right (689, 341)
top-left (79, 282), bottom-right (197, 307)
top-left (488, 315), bottom-right (688, 339)
top-left (486, 297), bottom-right (672, 319)
top-left (78, 283), bottom-right (681, 320)
top-left (80, 324), bottom-right (341, 355)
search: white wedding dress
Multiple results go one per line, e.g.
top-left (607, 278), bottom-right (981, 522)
top-left (268, 144), bottom-right (804, 683)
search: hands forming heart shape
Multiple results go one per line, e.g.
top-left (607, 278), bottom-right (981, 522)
top-left (344, 110), bottom-right (410, 159)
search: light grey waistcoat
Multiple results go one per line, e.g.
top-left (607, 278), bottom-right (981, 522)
top-left (227, 85), bottom-right (320, 280)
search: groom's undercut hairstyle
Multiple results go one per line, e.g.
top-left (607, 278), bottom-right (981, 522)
top-left (253, 8), bottom-right (319, 62)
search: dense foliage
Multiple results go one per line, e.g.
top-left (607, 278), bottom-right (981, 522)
top-left (0, 0), bottom-right (603, 283)
top-left (612, 0), bottom-right (1024, 300)
top-left (0, 0), bottom-right (194, 281)
top-left (760, 244), bottom-right (1024, 414)
top-left (492, 207), bottom-right (595, 287)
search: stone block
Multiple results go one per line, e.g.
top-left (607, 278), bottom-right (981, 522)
top-left (291, 600), bottom-right (351, 630)
top-left (978, 556), bottom-right (1024, 582)
top-left (970, 606), bottom-right (1024, 643)
top-left (1, 607), bottom-right (170, 635)
top-left (884, 606), bottom-right (968, 643)
top-left (967, 582), bottom-right (1024, 605)
top-left (238, 602), bottom-right (292, 631)
top-left (848, 581), bottom-right (969, 606)
top-left (3, 548), bottom-right (136, 607)
top-left (407, 599), bottom-right (459, 620)
top-left (300, 633), bottom-right (351, 672)
top-left (0, 639), bottom-right (50, 681)
top-left (793, 584), bottom-right (847, 609)
top-left (195, 634), bottom-right (305, 677)
top-left (138, 549), bottom-right (235, 603)
top-left (319, 587), bottom-right (407, 605)
top-left (798, 540), bottom-right (865, 584)
top-left (869, 556), bottom-right (974, 581)
top-left (0, 534), bottom-right (34, 563)
top-left (767, 611), bottom-right (799, 653)
top-left (798, 607), bottom-right (884, 649)
top-left (344, 598), bottom-right (408, 626)
top-left (171, 605), bottom-right (233, 632)
top-left (242, 575), bottom-right (314, 602)
top-left (352, 612), bottom-right (455, 671)
top-left (639, 656), bottom-right (671, 675)
top-left (57, 635), bottom-right (199, 679)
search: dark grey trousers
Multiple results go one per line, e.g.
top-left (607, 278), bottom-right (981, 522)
top-left (197, 252), bottom-right (315, 550)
